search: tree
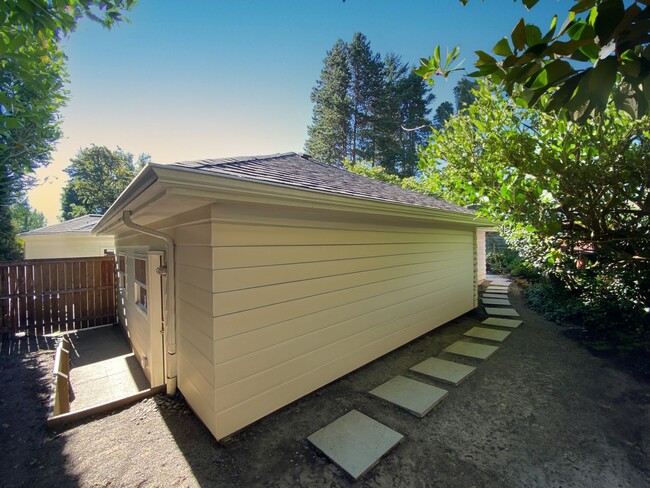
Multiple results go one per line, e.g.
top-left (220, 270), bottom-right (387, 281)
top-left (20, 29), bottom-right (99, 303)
top-left (305, 40), bottom-right (351, 165)
top-left (434, 101), bottom-right (454, 129)
top-left (420, 81), bottom-right (650, 329)
top-left (0, 0), bottom-right (135, 259)
top-left (348, 33), bottom-right (385, 164)
top-left (416, 0), bottom-right (650, 122)
top-left (11, 198), bottom-right (46, 233)
top-left (453, 77), bottom-right (478, 112)
top-left (60, 146), bottom-right (148, 219)
top-left (305, 34), bottom-right (433, 176)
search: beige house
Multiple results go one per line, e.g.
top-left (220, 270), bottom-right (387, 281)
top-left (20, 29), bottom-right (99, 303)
top-left (20, 214), bottom-right (115, 259)
top-left (94, 152), bottom-right (491, 440)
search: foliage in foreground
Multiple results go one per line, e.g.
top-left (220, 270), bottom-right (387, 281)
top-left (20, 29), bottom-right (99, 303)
top-left (0, 0), bottom-right (135, 260)
top-left (421, 82), bottom-right (650, 336)
top-left (60, 145), bottom-right (148, 220)
top-left (417, 0), bottom-right (650, 123)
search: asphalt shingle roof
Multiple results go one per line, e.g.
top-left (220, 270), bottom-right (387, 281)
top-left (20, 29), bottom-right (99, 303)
top-left (20, 214), bottom-right (103, 235)
top-left (171, 152), bottom-right (474, 215)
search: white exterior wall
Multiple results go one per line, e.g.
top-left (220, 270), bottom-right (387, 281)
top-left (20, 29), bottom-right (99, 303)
top-left (114, 232), bottom-right (166, 386)
top-left (209, 202), bottom-right (476, 439)
top-left (476, 229), bottom-right (488, 284)
top-left (22, 235), bottom-right (115, 259)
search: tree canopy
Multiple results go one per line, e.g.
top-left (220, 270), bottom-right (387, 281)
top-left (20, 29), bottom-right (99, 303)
top-left (420, 81), bottom-right (650, 328)
top-left (305, 33), bottom-right (434, 177)
top-left (0, 0), bottom-right (135, 261)
top-left (60, 145), bottom-right (148, 220)
top-left (416, 0), bottom-right (650, 122)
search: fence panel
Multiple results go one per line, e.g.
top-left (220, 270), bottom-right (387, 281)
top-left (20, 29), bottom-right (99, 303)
top-left (0, 256), bottom-right (117, 336)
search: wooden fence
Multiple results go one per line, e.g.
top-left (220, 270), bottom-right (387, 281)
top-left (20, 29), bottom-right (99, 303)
top-left (0, 256), bottom-right (116, 336)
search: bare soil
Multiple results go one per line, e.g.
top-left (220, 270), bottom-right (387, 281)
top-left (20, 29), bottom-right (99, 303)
top-left (1, 285), bottom-right (649, 487)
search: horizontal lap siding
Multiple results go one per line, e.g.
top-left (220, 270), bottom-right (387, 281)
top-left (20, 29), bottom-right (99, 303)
top-left (175, 229), bottom-right (216, 434)
top-left (211, 212), bottom-right (475, 439)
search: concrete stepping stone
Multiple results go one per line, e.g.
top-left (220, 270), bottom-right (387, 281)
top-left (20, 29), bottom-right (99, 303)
top-left (482, 297), bottom-right (511, 306)
top-left (409, 357), bottom-right (475, 386)
top-left (443, 341), bottom-right (499, 360)
top-left (307, 410), bottom-right (404, 480)
top-left (463, 327), bottom-right (511, 342)
top-left (369, 375), bottom-right (448, 418)
top-left (490, 281), bottom-right (511, 286)
top-left (483, 293), bottom-right (509, 299)
top-left (485, 288), bottom-right (509, 294)
top-left (482, 317), bottom-right (522, 328)
top-left (485, 307), bottom-right (520, 317)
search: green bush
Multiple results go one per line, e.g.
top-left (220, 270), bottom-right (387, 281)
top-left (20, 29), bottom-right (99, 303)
top-left (486, 249), bottom-right (537, 279)
top-left (525, 279), bottom-right (649, 354)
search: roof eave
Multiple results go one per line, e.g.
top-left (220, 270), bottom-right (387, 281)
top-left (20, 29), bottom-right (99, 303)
top-left (153, 164), bottom-right (490, 227)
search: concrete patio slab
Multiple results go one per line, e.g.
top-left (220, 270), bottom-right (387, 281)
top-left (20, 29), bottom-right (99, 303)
top-left (485, 307), bottom-right (520, 317)
top-left (463, 327), bottom-right (511, 342)
top-left (307, 410), bottom-right (404, 480)
top-left (443, 341), bottom-right (499, 360)
top-left (369, 375), bottom-right (448, 418)
top-left (482, 317), bottom-right (523, 328)
top-left (409, 357), bottom-right (475, 386)
top-left (482, 298), bottom-right (511, 306)
top-left (67, 325), bottom-right (150, 411)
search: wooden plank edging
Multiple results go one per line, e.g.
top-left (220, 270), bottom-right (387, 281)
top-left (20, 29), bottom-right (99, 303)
top-left (46, 386), bottom-right (165, 429)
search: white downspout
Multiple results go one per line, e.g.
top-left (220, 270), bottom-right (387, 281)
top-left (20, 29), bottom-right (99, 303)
top-left (122, 211), bottom-right (177, 396)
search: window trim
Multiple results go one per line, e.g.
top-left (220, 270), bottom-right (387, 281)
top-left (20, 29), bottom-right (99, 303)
top-left (133, 255), bottom-right (148, 314)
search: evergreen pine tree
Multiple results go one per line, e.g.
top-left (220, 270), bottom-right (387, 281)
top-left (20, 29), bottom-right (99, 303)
top-left (434, 101), bottom-right (455, 130)
top-left (305, 33), bottom-right (433, 175)
top-left (348, 33), bottom-right (384, 165)
top-left (305, 40), bottom-right (351, 164)
top-left (395, 71), bottom-right (434, 176)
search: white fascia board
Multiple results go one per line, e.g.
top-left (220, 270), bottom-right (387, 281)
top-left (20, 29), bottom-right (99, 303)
top-left (152, 164), bottom-right (492, 227)
top-left (94, 162), bottom-right (493, 233)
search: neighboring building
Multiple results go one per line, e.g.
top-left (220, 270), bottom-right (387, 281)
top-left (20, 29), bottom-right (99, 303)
top-left (93, 152), bottom-right (491, 441)
top-left (20, 215), bottom-right (115, 260)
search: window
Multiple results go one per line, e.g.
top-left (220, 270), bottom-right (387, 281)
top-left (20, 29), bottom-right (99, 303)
top-left (134, 257), bottom-right (147, 312)
top-left (118, 254), bottom-right (127, 289)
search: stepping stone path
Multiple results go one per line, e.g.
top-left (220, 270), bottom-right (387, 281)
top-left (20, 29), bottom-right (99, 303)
top-left (485, 307), bottom-right (520, 317)
top-left (482, 317), bottom-right (522, 328)
top-left (482, 297), bottom-right (511, 306)
top-left (444, 340), bottom-right (499, 360)
top-left (307, 275), bottom-right (524, 480)
top-left (409, 357), bottom-right (475, 386)
top-left (463, 326), bottom-right (511, 342)
top-left (369, 375), bottom-right (448, 418)
top-left (307, 410), bottom-right (404, 481)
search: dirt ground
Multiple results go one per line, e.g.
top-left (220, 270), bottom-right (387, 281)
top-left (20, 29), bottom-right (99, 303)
top-left (1, 285), bottom-right (649, 488)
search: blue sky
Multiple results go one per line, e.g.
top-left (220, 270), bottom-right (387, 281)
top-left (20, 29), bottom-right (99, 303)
top-left (29, 0), bottom-right (563, 223)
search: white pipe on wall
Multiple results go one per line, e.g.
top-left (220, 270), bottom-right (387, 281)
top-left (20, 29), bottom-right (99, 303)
top-left (122, 211), bottom-right (177, 396)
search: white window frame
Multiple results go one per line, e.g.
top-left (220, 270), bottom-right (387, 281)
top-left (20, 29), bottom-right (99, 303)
top-left (134, 255), bottom-right (148, 314)
top-left (117, 253), bottom-right (127, 292)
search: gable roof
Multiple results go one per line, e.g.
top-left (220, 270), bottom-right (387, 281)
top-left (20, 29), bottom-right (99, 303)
top-left (171, 152), bottom-right (474, 215)
top-left (20, 214), bottom-right (103, 236)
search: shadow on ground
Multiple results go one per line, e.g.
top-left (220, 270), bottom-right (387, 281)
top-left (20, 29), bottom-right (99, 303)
top-left (0, 335), bottom-right (81, 488)
top-left (1, 287), bottom-right (649, 487)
